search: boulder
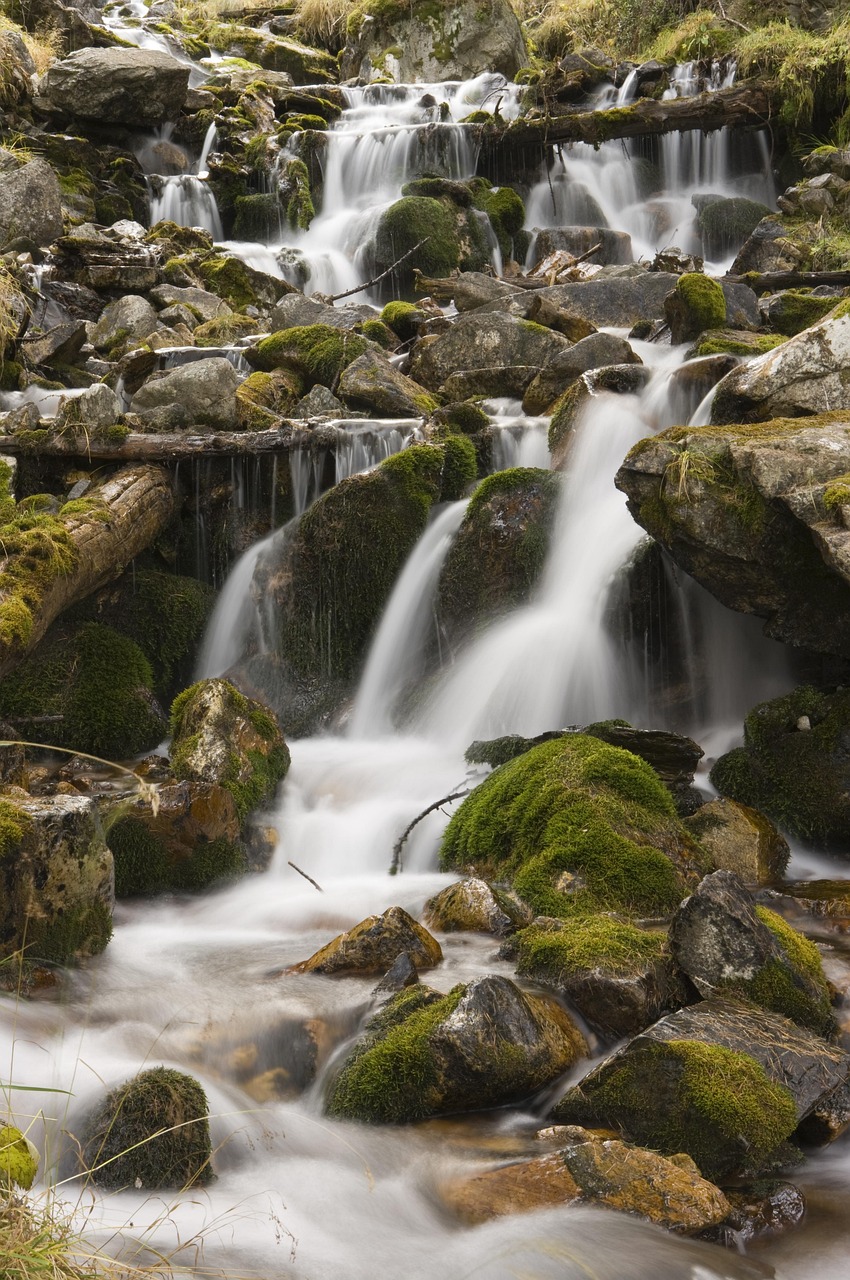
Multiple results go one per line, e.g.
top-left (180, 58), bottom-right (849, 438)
top-left (670, 870), bottom-right (835, 1036)
top-left (423, 879), bottom-right (531, 936)
top-left (91, 294), bottom-right (159, 353)
top-left (409, 312), bottom-right (571, 395)
top-left (0, 159), bottom-right (63, 251)
top-left (522, 332), bottom-right (641, 415)
top-left (169, 678), bottom-right (289, 822)
top-left (731, 217), bottom-right (815, 276)
top-left (130, 358), bottom-right (242, 430)
top-left (528, 227), bottom-right (633, 269)
top-left (615, 416), bottom-right (850, 658)
top-left (549, 364), bottom-right (652, 470)
top-left (56, 382), bottom-right (123, 433)
top-left (325, 975), bottom-right (585, 1123)
top-left (760, 289), bottom-right (840, 337)
top-left (341, 0), bottom-right (528, 83)
top-left (710, 309), bottom-right (850, 422)
top-left (516, 916), bottom-right (683, 1039)
top-left (293, 905), bottom-right (442, 975)
top-left (337, 349), bottom-right (437, 418)
top-left (684, 798), bottom-right (789, 884)
top-left (435, 468), bottom-right (560, 648)
top-left (664, 273), bottom-right (726, 344)
top-left (705, 1180), bottom-right (805, 1247)
top-left (533, 274), bottom-right (682, 327)
top-left (149, 284), bottom-right (232, 323)
top-left (81, 1066), bottom-right (212, 1189)
top-left (0, 793), bottom-right (113, 965)
top-left (710, 685), bottom-right (850, 849)
top-left (442, 1129), bottom-right (730, 1232)
top-left (269, 293), bottom-right (374, 331)
top-left (0, 29), bottom-right (36, 108)
top-left (20, 321), bottom-right (87, 370)
top-left (37, 48), bottom-right (190, 126)
top-left (553, 996), bottom-right (850, 1179)
top-left (697, 197), bottom-right (773, 261)
top-left (54, 222), bottom-right (161, 293)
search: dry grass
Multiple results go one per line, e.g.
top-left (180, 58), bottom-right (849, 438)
top-left (293, 0), bottom-right (352, 48)
top-left (0, 12), bottom-right (61, 75)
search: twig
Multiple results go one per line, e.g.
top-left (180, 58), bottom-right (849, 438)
top-left (288, 860), bottom-right (323, 892)
top-left (327, 238), bottom-right (431, 302)
top-left (390, 787), bottom-right (470, 875)
top-left (715, 0), bottom-right (751, 33)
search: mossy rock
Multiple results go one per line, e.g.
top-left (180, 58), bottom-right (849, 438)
top-left (232, 192), bottom-right (283, 241)
top-left (81, 1067), bottom-right (213, 1190)
top-left (664, 273), bottom-right (726, 344)
top-left (193, 253), bottom-right (289, 313)
top-left (763, 290), bottom-right (843, 337)
top-left (236, 367), bottom-right (302, 426)
top-left (170, 678), bottom-right (289, 822)
top-left (422, 878), bottom-right (531, 936)
top-left (710, 686), bottom-right (850, 849)
top-left (292, 905), bottom-right (442, 975)
top-left (440, 735), bottom-right (708, 920)
top-left (684, 797), bottom-right (789, 885)
top-left (373, 196), bottom-right (461, 293)
top-left (470, 181), bottom-right (525, 261)
top-left (697, 198), bottom-right (773, 260)
top-left (252, 323), bottom-right (368, 387)
top-left (325, 975), bottom-right (585, 1124)
top-left (380, 300), bottom-right (425, 341)
top-left (193, 313), bottom-right (260, 347)
top-left (689, 329), bottom-right (786, 358)
top-left (437, 432), bottom-right (478, 501)
top-left (0, 1125), bottom-right (38, 1191)
top-left (0, 621), bottom-right (166, 760)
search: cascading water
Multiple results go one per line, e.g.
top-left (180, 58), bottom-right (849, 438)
top-left (147, 121), bottom-right (224, 239)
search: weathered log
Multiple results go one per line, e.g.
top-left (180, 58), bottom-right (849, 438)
top-left (0, 465), bottom-right (176, 678)
top-left (0, 422), bottom-right (386, 460)
top-left (480, 83), bottom-right (774, 156)
top-left (725, 269), bottom-right (850, 291)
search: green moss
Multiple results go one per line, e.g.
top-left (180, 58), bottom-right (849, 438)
top-left (82, 1066), bottom-right (213, 1190)
top-left (233, 193), bottom-right (283, 242)
top-left (766, 290), bottom-right (844, 337)
top-left (516, 918), bottom-right (666, 982)
top-left (691, 332), bottom-right (786, 358)
top-left (0, 1125), bottom-right (38, 1191)
top-left (439, 433), bottom-right (478, 500)
top-left (193, 313), bottom-right (259, 347)
top-left (195, 257), bottom-right (261, 312)
top-left (108, 815), bottom-right (245, 898)
top-left (433, 400), bottom-right (489, 434)
top-left (747, 903), bottom-right (836, 1037)
top-left (0, 503), bottom-right (77, 650)
top-left (358, 318), bottom-right (396, 349)
top-left (560, 1037), bottom-right (798, 1181)
top-left (674, 272), bottom-right (726, 332)
top-left (24, 897), bottom-right (112, 966)
top-left (471, 182), bottom-right (526, 260)
top-left (0, 622), bottom-right (166, 759)
top-left (254, 324), bottom-right (368, 387)
top-left (375, 197), bottom-right (461, 288)
top-left (824, 472), bottom-right (850, 511)
top-left (0, 799), bottom-right (31, 858)
top-left (467, 467), bottom-right (547, 520)
top-left (380, 300), bottom-right (424, 341)
top-left (326, 986), bottom-right (464, 1123)
top-left (441, 735), bottom-right (699, 919)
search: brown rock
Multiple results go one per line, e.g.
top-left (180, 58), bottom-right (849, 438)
top-left (293, 905), bottom-right (443, 975)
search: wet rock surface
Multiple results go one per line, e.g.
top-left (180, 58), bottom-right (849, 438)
top-left (293, 905), bottom-right (443, 976)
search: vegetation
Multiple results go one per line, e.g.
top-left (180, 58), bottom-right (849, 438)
top-left (516, 916), bottom-right (667, 981)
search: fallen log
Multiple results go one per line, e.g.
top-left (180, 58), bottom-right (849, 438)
top-left (0, 424), bottom-right (297, 460)
top-left (0, 465), bottom-right (176, 678)
top-left (725, 269), bottom-right (850, 291)
top-left (480, 82), bottom-right (774, 156)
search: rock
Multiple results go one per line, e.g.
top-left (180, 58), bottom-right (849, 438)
top-left (169, 678), bottom-right (289, 822)
top-left (704, 1180), bottom-right (805, 1246)
top-left (54, 222), bottom-right (161, 293)
top-left (731, 217), bottom-right (813, 276)
top-left (522, 333), bottom-right (641, 415)
top-left (249, 323), bottom-right (368, 388)
top-left (760, 289), bottom-right (839, 337)
top-left (291, 384), bottom-right (352, 419)
top-left (442, 1130), bottom-right (730, 1233)
top-left (533, 274), bottom-right (682, 327)
top-left (549, 364), bottom-right (652, 470)
top-left (337, 349), bottom-right (436, 417)
top-left (341, 1), bottom-right (528, 82)
top-left (20, 321), bottom-right (88, 370)
top-left (91, 295), bottom-right (160, 353)
top-left (209, 27), bottom-right (335, 84)
top-left (615, 416), bottom-right (850, 658)
top-left (710, 309), bottom-right (850, 421)
top-left (293, 905), bottom-right (442, 976)
top-left (697, 197), bottom-right (773, 261)
top-left (0, 159), bottom-right (63, 250)
top-left (374, 951), bottom-right (420, 995)
top-left (0, 1124), bottom-right (39, 1191)
top-left (710, 686), bottom-right (850, 849)
top-left (409, 312), bottom-right (571, 395)
top-left (270, 293), bottom-right (374, 331)
top-left (664, 273), bottom-right (727, 344)
top-left (325, 975), bottom-right (585, 1123)
top-left (441, 734), bottom-right (706, 921)
top-left (438, 366), bottom-right (543, 400)
top-left (435, 468), bottom-right (560, 647)
top-left (37, 48), bottom-right (190, 126)
top-left (0, 792), bottom-right (113, 966)
top-left (684, 798), bottom-right (789, 884)
top-left (81, 1066), bottom-right (212, 1189)
top-left (56, 382), bottom-right (123, 433)
top-left (130, 358), bottom-right (242, 430)
top-left (670, 870), bottom-right (835, 1036)
top-left (423, 879), bottom-right (532, 936)
top-left (0, 29), bottom-right (36, 108)
top-left (528, 227), bottom-right (633, 268)
top-left (149, 284), bottom-right (232, 322)
top-left (516, 916), bottom-right (683, 1039)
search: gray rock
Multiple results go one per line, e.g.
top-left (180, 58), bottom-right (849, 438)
top-left (549, 364), bottom-right (652, 470)
top-left (269, 293), bottom-right (375, 331)
top-left (409, 311), bottom-right (571, 393)
top-left (57, 382), bottom-right (123, 432)
top-left (0, 159), bottom-right (63, 250)
top-left (522, 332), bottom-right (641, 414)
top-left (423, 878), bottom-right (531, 936)
top-left (20, 321), bottom-right (88, 370)
top-left (150, 284), bottom-right (232, 322)
top-left (731, 217), bottom-right (811, 276)
top-left (684, 798), bottom-right (789, 885)
top-left (337, 349), bottom-right (434, 417)
top-left (130, 357), bottom-right (242, 430)
top-left (91, 295), bottom-right (160, 353)
top-left (37, 47), bottom-right (190, 126)
top-left (529, 227), bottom-right (633, 268)
top-left (535, 273), bottom-right (681, 326)
top-left (291, 384), bottom-right (351, 419)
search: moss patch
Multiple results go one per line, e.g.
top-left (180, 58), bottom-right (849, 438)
top-left (253, 323), bottom-right (368, 387)
top-left (516, 917), bottom-right (667, 981)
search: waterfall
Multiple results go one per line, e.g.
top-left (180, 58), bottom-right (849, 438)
top-left (194, 529), bottom-right (280, 679)
top-left (349, 500), bottom-right (469, 738)
top-left (486, 399), bottom-right (551, 470)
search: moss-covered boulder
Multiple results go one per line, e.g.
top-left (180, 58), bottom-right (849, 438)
top-left (372, 196), bottom-right (467, 294)
top-left (435, 468), bottom-right (560, 648)
top-left (0, 794), bottom-right (113, 965)
top-left (761, 289), bottom-right (843, 337)
top-left (697, 197), bottom-right (773, 261)
top-left (423, 878), bottom-right (531, 936)
top-left (688, 329), bottom-right (786, 358)
top-left (337, 349), bottom-right (438, 417)
top-left (250, 323), bottom-right (369, 388)
top-left (0, 621), bottom-right (167, 761)
top-left (548, 364), bottom-right (651, 471)
top-left (409, 312), bottom-right (571, 396)
top-left (259, 445), bottom-right (443, 682)
top-left (440, 735), bottom-right (706, 920)
top-left (515, 917), bottom-right (683, 1040)
top-left (664, 274), bottom-right (727, 345)
top-left (292, 905), bottom-right (442, 976)
top-left (81, 1066), bottom-right (213, 1190)
top-left (341, 0), bottom-right (528, 84)
top-left (670, 871), bottom-right (835, 1038)
top-left (710, 686), bottom-right (850, 849)
top-left (552, 996), bottom-right (849, 1179)
top-left (0, 1124), bottom-right (39, 1191)
top-left (442, 1130), bottom-right (730, 1232)
top-left (325, 975), bottom-right (585, 1124)
top-left (684, 797), bottom-right (789, 885)
top-left (170, 679), bottom-right (289, 823)
top-left (380, 300), bottom-right (425, 342)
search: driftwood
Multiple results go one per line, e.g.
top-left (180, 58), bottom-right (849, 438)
top-left (480, 82), bottom-right (773, 157)
top-left (0, 465), bottom-right (176, 678)
top-left (328, 237), bottom-right (430, 302)
top-left (389, 787), bottom-right (470, 875)
top-left (725, 269), bottom-right (850, 291)
top-left (0, 425), bottom-right (298, 460)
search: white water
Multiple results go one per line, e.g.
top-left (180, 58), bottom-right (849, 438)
top-left (147, 122), bottom-right (224, 239)
top-left (486, 398), bottom-right (551, 470)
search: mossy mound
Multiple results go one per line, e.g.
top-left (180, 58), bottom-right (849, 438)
top-left (440, 735), bottom-right (706, 919)
top-left (373, 196), bottom-right (461, 292)
top-left (690, 330), bottom-right (786, 358)
top-left (252, 323), bottom-right (368, 387)
top-left (753, 905), bottom-right (835, 1036)
top-left (81, 1067), bottom-right (213, 1190)
top-left (470, 180), bottom-right (526, 261)
top-left (107, 811), bottom-right (245, 897)
top-left (0, 1125), bottom-right (38, 1191)
top-left (665, 273), bottom-right (727, 344)
top-left (380, 300), bottom-right (425, 341)
top-left (193, 313), bottom-right (260, 346)
top-left (437, 432), bottom-right (478, 500)
top-left (0, 621), bottom-right (166, 760)
top-left (710, 685), bottom-right (850, 848)
top-left (764, 290), bottom-right (843, 337)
